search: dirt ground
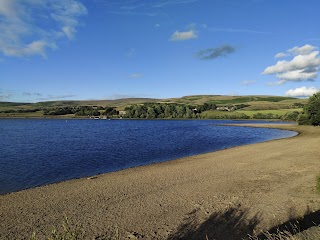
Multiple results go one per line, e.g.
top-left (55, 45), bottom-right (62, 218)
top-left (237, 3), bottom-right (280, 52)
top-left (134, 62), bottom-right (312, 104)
top-left (1, 124), bottom-right (320, 239)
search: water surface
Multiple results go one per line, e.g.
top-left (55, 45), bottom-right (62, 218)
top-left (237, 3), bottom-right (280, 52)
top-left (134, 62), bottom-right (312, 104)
top-left (0, 119), bottom-right (296, 194)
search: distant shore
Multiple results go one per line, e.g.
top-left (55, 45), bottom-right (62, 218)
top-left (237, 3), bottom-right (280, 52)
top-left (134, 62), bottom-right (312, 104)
top-left (1, 124), bottom-right (320, 239)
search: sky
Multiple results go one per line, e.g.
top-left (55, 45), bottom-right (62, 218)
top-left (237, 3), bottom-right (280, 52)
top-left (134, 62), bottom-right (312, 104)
top-left (1, 0), bottom-right (320, 102)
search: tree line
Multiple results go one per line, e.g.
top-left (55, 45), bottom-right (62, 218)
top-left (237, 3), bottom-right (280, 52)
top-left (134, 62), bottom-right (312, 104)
top-left (124, 103), bottom-right (216, 119)
top-left (0, 108), bottom-right (40, 113)
top-left (26, 94), bottom-right (320, 125)
top-left (43, 106), bottom-right (118, 117)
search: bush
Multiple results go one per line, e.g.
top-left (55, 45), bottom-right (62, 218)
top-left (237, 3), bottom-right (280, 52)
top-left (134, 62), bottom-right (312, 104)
top-left (297, 114), bottom-right (311, 125)
top-left (298, 92), bottom-right (320, 126)
top-left (281, 111), bottom-right (300, 121)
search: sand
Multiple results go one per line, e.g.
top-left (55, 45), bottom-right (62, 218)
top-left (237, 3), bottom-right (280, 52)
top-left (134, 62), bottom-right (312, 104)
top-left (1, 124), bottom-right (320, 239)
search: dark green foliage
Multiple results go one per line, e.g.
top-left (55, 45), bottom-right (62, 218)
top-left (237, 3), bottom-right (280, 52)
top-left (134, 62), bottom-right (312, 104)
top-left (252, 113), bottom-right (279, 119)
top-left (103, 107), bottom-right (118, 116)
top-left (0, 102), bottom-right (31, 107)
top-left (256, 97), bottom-right (294, 102)
top-left (208, 96), bottom-right (293, 105)
top-left (297, 114), bottom-right (311, 125)
top-left (0, 108), bottom-right (39, 113)
top-left (298, 92), bottom-right (320, 126)
top-left (281, 111), bottom-right (300, 121)
top-left (124, 103), bottom-right (205, 119)
top-left (44, 107), bottom-right (74, 115)
top-left (233, 104), bottom-right (250, 110)
top-left (197, 102), bottom-right (217, 112)
top-left (291, 102), bottom-right (305, 108)
top-left (74, 106), bottom-right (100, 116)
top-left (43, 106), bottom-right (105, 116)
top-left (204, 113), bottom-right (250, 119)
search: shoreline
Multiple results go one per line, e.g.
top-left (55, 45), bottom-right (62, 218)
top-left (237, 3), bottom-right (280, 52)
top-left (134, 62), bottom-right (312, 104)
top-left (1, 124), bottom-right (320, 239)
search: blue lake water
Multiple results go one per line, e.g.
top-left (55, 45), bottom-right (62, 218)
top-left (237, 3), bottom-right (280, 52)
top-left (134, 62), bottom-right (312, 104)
top-left (0, 119), bottom-right (297, 195)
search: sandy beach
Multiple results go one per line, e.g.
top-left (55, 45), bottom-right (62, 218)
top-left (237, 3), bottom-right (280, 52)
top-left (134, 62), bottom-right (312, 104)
top-left (1, 124), bottom-right (320, 239)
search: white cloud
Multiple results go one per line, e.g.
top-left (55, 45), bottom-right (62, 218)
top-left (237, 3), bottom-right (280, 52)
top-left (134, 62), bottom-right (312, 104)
top-left (262, 45), bottom-right (320, 84)
top-left (285, 86), bottom-right (320, 97)
top-left (129, 73), bottom-right (144, 79)
top-left (288, 44), bottom-right (317, 55)
top-left (0, 0), bottom-right (87, 58)
top-left (276, 69), bottom-right (317, 82)
top-left (274, 52), bottom-right (287, 58)
top-left (263, 51), bottom-right (320, 74)
top-left (170, 30), bottom-right (198, 41)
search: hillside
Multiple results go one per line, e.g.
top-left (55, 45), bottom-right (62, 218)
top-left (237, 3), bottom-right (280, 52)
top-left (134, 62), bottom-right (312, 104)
top-left (0, 95), bottom-right (307, 119)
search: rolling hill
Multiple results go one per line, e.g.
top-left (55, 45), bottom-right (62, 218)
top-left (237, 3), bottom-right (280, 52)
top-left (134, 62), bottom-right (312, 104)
top-left (0, 95), bottom-right (307, 118)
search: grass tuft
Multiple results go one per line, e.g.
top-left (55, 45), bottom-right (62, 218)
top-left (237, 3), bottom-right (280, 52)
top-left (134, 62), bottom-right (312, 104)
top-left (30, 217), bottom-right (84, 240)
top-left (316, 175), bottom-right (320, 193)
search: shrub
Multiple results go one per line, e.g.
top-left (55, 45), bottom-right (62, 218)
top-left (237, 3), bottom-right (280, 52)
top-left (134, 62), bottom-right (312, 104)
top-left (281, 111), bottom-right (300, 121)
top-left (298, 92), bottom-right (320, 126)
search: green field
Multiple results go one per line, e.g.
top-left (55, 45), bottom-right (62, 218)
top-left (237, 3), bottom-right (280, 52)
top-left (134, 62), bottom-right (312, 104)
top-left (0, 95), bottom-right (307, 119)
top-left (236, 108), bottom-right (303, 117)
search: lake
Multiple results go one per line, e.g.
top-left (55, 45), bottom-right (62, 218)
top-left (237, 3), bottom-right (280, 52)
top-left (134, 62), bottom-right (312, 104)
top-left (0, 119), bottom-right (297, 195)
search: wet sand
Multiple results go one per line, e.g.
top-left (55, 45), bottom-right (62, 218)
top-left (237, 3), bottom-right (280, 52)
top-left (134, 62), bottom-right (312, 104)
top-left (1, 124), bottom-right (320, 239)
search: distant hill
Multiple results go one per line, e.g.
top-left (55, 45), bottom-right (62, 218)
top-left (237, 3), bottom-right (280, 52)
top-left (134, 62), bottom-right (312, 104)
top-left (0, 95), bottom-right (307, 111)
top-left (0, 95), bottom-right (307, 119)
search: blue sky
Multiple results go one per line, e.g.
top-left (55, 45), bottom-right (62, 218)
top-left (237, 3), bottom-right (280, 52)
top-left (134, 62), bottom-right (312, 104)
top-left (1, 0), bottom-right (320, 102)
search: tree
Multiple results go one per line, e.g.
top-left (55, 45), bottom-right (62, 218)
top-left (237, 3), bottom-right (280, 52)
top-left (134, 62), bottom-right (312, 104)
top-left (281, 111), bottom-right (300, 121)
top-left (147, 107), bottom-right (156, 119)
top-left (164, 105), bottom-right (171, 118)
top-left (298, 92), bottom-right (320, 126)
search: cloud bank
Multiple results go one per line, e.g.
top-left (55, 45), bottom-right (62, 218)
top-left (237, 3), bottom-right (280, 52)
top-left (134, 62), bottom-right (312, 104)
top-left (285, 86), bottom-right (320, 97)
top-left (0, 0), bottom-right (87, 57)
top-left (263, 44), bottom-right (320, 85)
top-left (196, 45), bottom-right (236, 60)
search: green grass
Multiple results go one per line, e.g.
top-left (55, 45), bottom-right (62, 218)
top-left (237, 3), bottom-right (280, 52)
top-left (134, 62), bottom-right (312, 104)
top-left (0, 111), bottom-right (45, 118)
top-left (236, 109), bottom-right (303, 117)
top-left (316, 175), bottom-right (320, 193)
top-left (200, 110), bottom-right (249, 119)
top-left (0, 102), bottom-right (31, 107)
top-left (206, 96), bottom-right (295, 105)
